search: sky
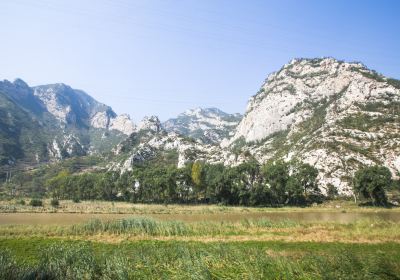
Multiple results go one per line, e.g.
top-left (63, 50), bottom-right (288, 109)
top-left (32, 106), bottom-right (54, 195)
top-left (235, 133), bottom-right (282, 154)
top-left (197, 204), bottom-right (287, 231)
top-left (0, 0), bottom-right (399, 121)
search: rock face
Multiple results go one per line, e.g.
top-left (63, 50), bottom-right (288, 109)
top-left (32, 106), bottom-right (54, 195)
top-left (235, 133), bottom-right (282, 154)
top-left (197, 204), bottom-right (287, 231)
top-left (229, 58), bottom-right (400, 194)
top-left (111, 122), bottom-right (225, 173)
top-left (163, 107), bottom-right (242, 144)
top-left (33, 83), bottom-right (135, 135)
top-left (138, 116), bottom-right (162, 133)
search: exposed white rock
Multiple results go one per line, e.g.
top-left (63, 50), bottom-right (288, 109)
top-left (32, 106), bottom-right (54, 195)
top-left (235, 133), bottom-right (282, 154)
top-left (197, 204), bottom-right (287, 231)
top-left (109, 114), bottom-right (136, 135)
top-left (90, 111), bottom-right (110, 128)
top-left (163, 107), bottom-right (242, 144)
top-left (138, 116), bottom-right (162, 132)
top-left (34, 86), bottom-right (74, 123)
top-left (91, 112), bottom-right (136, 135)
top-left (102, 58), bottom-right (400, 196)
top-left (34, 83), bottom-right (136, 135)
top-left (228, 57), bottom-right (400, 194)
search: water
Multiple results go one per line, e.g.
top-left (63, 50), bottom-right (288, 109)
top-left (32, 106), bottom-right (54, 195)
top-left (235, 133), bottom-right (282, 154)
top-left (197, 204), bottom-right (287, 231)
top-left (0, 211), bottom-right (399, 225)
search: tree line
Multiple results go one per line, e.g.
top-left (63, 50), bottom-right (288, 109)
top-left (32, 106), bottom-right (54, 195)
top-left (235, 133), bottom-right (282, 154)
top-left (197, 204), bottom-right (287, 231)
top-left (45, 160), bottom-right (323, 206)
top-left (1, 158), bottom-right (396, 207)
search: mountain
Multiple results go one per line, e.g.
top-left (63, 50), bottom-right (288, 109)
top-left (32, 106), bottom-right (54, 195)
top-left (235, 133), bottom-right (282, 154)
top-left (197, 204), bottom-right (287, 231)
top-left (226, 58), bottom-right (400, 194)
top-left (110, 115), bottom-right (225, 172)
top-left (2, 57), bottom-right (400, 196)
top-left (33, 83), bottom-right (136, 135)
top-left (163, 108), bottom-right (242, 144)
top-left (109, 58), bottom-right (400, 195)
top-left (0, 79), bottom-right (135, 165)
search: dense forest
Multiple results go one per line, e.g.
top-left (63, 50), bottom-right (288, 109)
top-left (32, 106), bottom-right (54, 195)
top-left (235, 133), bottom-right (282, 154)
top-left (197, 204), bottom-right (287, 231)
top-left (0, 157), bottom-right (396, 207)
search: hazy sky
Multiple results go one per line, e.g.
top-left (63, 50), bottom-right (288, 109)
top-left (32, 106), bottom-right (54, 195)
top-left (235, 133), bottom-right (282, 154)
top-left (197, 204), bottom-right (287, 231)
top-left (0, 0), bottom-right (399, 121)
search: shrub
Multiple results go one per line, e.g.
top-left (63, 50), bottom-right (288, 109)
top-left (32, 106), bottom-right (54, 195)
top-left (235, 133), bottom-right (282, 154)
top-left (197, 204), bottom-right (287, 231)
top-left (50, 199), bottom-right (59, 208)
top-left (327, 184), bottom-right (339, 199)
top-left (353, 165), bottom-right (392, 206)
top-left (17, 199), bottom-right (25, 205)
top-left (29, 199), bottom-right (43, 207)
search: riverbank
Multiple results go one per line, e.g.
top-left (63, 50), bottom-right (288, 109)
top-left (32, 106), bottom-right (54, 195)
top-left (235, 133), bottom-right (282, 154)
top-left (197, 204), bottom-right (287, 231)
top-left (1, 201), bottom-right (399, 278)
top-left (1, 199), bottom-right (399, 214)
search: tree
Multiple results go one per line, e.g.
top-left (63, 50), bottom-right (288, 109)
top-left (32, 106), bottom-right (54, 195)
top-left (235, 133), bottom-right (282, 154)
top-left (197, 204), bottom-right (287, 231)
top-left (191, 161), bottom-right (203, 186)
top-left (45, 170), bottom-right (70, 199)
top-left (191, 161), bottom-right (205, 201)
top-left (262, 161), bottom-right (289, 205)
top-left (294, 163), bottom-right (319, 196)
top-left (353, 165), bottom-right (392, 206)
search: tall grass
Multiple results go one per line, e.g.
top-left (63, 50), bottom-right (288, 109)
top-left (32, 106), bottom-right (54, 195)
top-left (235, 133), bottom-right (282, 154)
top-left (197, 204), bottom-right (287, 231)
top-left (70, 217), bottom-right (300, 237)
top-left (73, 217), bottom-right (191, 236)
top-left (0, 241), bottom-right (399, 279)
top-left (2, 217), bottom-right (400, 243)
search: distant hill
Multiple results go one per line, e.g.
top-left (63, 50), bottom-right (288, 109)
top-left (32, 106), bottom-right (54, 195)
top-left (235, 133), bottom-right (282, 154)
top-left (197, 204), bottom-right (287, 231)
top-left (163, 107), bottom-right (242, 144)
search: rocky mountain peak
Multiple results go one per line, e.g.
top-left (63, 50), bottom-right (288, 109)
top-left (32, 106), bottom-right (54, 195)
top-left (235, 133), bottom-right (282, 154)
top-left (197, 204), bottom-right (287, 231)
top-left (13, 78), bottom-right (30, 89)
top-left (138, 116), bottom-right (162, 133)
top-left (232, 57), bottom-right (399, 144)
top-left (227, 57), bottom-right (400, 194)
top-left (163, 107), bottom-right (242, 144)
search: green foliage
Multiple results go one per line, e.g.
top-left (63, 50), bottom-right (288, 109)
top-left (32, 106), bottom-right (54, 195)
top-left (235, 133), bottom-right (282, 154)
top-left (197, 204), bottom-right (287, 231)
top-left (29, 199), bottom-right (43, 207)
top-left (326, 184), bottom-right (339, 199)
top-left (351, 67), bottom-right (386, 82)
top-left (1, 239), bottom-right (400, 279)
top-left (191, 161), bottom-right (203, 187)
top-left (74, 217), bottom-right (190, 236)
top-left (50, 199), bottom-right (59, 208)
top-left (230, 136), bottom-right (246, 155)
top-left (387, 78), bottom-right (400, 89)
top-left (17, 199), bottom-right (25, 205)
top-left (0, 92), bottom-right (49, 165)
top-left (338, 113), bottom-right (397, 131)
top-left (353, 165), bottom-right (392, 206)
top-left (4, 159), bottom-right (323, 207)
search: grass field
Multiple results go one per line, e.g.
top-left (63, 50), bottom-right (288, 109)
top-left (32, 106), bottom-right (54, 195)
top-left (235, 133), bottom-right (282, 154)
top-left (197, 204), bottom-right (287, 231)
top-left (1, 198), bottom-right (400, 214)
top-left (0, 201), bottom-right (399, 279)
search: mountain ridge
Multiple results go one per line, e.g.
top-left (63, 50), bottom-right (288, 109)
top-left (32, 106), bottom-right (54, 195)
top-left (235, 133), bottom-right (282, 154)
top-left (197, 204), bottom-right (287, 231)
top-left (163, 107), bottom-right (242, 144)
top-left (1, 57), bottom-right (400, 196)
top-left (0, 79), bottom-right (136, 165)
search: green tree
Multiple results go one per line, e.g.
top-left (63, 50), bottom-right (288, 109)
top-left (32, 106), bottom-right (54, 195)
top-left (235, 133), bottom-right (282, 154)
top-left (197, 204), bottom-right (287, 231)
top-left (191, 161), bottom-right (203, 186)
top-left (45, 170), bottom-right (70, 199)
top-left (191, 161), bottom-right (205, 201)
top-left (353, 165), bottom-right (392, 206)
top-left (262, 161), bottom-right (289, 205)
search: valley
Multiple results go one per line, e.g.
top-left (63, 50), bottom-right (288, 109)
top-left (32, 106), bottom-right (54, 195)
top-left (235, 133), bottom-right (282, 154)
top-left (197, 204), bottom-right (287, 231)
top-left (1, 58), bottom-right (400, 279)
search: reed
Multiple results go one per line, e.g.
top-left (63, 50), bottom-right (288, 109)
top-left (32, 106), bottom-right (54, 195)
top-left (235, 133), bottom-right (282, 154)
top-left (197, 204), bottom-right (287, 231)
top-left (0, 240), bottom-right (399, 279)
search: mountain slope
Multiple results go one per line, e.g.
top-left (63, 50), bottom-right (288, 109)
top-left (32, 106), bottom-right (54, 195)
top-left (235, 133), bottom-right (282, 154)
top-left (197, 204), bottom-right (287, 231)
top-left (163, 107), bottom-right (242, 144)
top-left (0, 91), bottom-right (49, 165)
top-left (0, 79), bottom-right (136, 165)
top-left (228, 58), bottom-right (400, 194)
top-left (110, 116), bottom-right (226, 172)
top-left (33, 83), bottom-right (136, 135)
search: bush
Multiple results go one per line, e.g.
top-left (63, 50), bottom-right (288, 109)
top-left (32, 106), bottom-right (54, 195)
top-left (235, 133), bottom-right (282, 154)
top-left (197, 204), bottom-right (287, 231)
top-left (17, 199), bottom-right (25, 205)
top-left (29, 199), bottom-right (43, 207)
top-left (353, 165), bottom-right (392, 206)
top-left (72, 197), bottom-right (80, 203)
top-left (327, 184), bottom-right (339, 199)
top-left (50, 199), bottom-right (59, 208)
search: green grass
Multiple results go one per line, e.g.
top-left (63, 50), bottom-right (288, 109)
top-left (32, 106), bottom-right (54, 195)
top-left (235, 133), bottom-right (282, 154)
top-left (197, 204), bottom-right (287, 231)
top-left (0, 238), bottom-right (399, 279)
top-left (1, 217), bottom-right (400, 244)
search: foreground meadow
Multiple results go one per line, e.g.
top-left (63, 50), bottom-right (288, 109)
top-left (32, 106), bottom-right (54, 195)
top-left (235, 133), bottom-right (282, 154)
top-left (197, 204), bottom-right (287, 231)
top-left (0, 201), bottom-right (399, 279)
